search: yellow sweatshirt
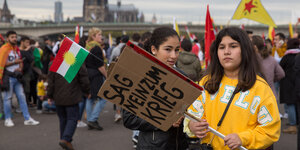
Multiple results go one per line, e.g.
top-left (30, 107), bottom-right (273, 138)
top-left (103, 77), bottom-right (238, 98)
top-left (271, 43), bottom-right (287, 58)
top-left (37, 81), bottom-right (46, 96)
top-left (184, 75), bottom-right (281, 150)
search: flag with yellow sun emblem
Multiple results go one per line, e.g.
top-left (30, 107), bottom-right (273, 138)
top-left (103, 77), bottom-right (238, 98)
top-left (232, 0), bottom-right (277, 27)
top-left (49, 37), bottom-right (89, 83)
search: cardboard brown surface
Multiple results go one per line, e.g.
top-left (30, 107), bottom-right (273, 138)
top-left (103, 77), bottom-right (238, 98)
top-left (98, 43), bottom-right (202, 131)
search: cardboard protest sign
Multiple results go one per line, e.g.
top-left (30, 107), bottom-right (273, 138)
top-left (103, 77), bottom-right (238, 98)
top-left (98, 41), bottom-right (203, 131)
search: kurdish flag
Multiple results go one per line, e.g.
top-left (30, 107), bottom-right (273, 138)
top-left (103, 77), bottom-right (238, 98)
top-left (49, 37), bottom-right (89, 83)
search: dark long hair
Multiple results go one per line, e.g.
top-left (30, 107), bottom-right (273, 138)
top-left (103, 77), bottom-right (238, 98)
top-left (143, 27), bottom-right (180, 54)
top-left (252, 35), bottom-right (269, 59)
top-left (204, 27), bottom-right (262, 94)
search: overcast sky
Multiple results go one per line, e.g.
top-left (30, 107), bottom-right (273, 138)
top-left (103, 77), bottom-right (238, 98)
top-left (2, 0), bottom-right (300, 25)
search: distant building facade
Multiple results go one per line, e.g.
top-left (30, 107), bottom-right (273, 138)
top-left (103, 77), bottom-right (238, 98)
top-left (54, 1), bottom-right (63, 23)
top-left (83, 0), bottom-right (143, 23)
top-left (152, 14), bottom-right (157, 24)
top-left (0, 0), bottom-right (14, 23)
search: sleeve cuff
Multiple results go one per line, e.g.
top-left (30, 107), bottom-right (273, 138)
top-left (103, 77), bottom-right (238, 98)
top-left (237, 130), bottom-right (251, 147)
top-left (183, 118), bottom-right (197, 138)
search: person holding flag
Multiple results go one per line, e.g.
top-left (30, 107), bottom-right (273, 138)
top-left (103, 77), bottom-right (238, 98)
top-left (47, 50), bottom-right (90, 150)
top-left (48, 32), bottom-right (91, 149)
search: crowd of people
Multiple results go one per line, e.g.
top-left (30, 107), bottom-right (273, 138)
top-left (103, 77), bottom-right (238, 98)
top-left (0, 26), bottom-right (299, 150)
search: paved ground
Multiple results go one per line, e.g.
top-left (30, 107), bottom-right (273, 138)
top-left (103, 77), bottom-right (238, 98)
top-left (0, 101), bottom-right (297, 150)
top-left (0, 102), bottom-right (133, 150)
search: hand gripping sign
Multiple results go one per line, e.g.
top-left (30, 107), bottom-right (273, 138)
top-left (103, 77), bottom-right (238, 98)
top-left (98, 41), bottom-right (248, 150)
top-left (98, 41), bottom-right (203, 131)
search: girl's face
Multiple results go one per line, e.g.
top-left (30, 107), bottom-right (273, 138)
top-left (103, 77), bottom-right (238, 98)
top-left (93, 32), bottom-right (103, 44)
top-left (151, 36), bottom-right (180, 67)
top-left (217, 36), bottom-right (242, 74)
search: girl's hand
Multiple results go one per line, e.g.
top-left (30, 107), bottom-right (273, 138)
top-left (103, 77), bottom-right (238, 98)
top-left (188, 119), bottom-right (209, 138)
top-left (224, 133), bottom-right (242, 150)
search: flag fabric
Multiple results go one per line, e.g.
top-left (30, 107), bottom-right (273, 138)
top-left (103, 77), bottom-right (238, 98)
top-left (205, 5), bottom-right (215, 68)
top-left (0, 34), bottom-right (4, 42)
top-left (261, 32), bottom-right (265, 40)
top-left (49, 37), bottom-right (89, 83)
top-left (191, 34), bottom-right (196, 41)
top-left (289, 23), bottom-right (294, 38)
top-left (108, 33), bottom-right (113, 48)
top-left (173, 17), bottom-right (180, 36)
top-left (0, 43), bottom-right (17, 83)
top-left (80, 26), bottom-right (83, 38)
top-left (211, 18), bottom-right (218, 34)
top-left (185, 25), bottom-right (194, 42)
top-left (220, 25), bottom-right (223, 30)
top-left (268, 26), bottom-right (275, 41)
top-left (33, 47), bottom-right (43, 69)
top-left (180, 35), bottom-right (185, 42)
top-left (240, 24), bottom-right (245, 30)
top-left (232, 0), bottom-right (277, 27)
top-left (74, 25), bottom-right (80, 43)
top-left (291, 10), bottom-right (300, 24)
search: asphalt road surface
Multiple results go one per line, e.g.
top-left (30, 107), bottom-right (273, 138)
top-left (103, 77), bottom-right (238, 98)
top-left (0, 101), bottom-right (297, 150)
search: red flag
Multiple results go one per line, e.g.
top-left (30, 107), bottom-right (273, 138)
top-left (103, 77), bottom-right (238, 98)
top-left (0, 34), bottom-right (4, 42)
top-left (74, 25), bottom-right (80, 43)
top-left (205, 5), bottom-right (215, 68)
top-left (268, 26), bottom-right (275, 44)
top-left (261, 32), bottom-right (265, 40)
top-left (240, 24), bottom-right (245, 30)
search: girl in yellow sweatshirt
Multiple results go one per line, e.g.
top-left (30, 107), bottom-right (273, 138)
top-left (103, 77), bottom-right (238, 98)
top-left (184, 27), bottom-right (281, 150)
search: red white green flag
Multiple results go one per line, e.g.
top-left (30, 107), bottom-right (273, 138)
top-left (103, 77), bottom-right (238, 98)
top-left (49, 37), bottom-right (89, 83)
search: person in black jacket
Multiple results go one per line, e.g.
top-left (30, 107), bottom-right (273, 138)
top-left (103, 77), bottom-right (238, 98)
top-left (85, 27), bottom-right (108, 130)
top-left (47, 65), bottom-right (90, 150)
top-left (279, 38), bottom-right (300, 134)
top-left (122, 27), bottom-right (188, 150)
top-left (294, 52), bottom-right (300, 150)
top-left (42, 37), bottom-right (53, 74)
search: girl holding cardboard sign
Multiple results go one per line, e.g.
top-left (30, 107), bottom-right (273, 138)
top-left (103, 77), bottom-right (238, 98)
top-left (184, 27), bottom-right (281, 150)
top-left (122, 27), bottom-right (188, 150)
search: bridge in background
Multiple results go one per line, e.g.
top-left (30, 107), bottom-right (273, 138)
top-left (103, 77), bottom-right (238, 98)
top-left (0, 23), bottom-right (290, 38)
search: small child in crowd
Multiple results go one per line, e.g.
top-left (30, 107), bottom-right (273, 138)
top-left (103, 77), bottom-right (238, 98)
top-left (36, 75), bottom-right (55, 113)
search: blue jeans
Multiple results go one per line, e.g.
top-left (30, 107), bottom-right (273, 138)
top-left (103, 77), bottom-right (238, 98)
top-left (285, 104), bottom-right (297, 125)
top-left (0, 89), bottom-right (3, 113)
top-left (133, 130), bottom-right (140, 138)
top-left (56, 104), bottom-right (79, 142)
top-left (42, 101), bottom-right (56, 111)
top-left (78, 97), bottom-right (86, 121)
top-left (86, 98), bottom-right (106, 122)
top-left (3, 77), bottom-right (30, 120)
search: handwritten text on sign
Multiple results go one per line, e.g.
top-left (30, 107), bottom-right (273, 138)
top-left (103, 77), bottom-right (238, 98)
top-left (103, 66), bottom-right (184, 125)
top-left (98, 45), bottom-right (201, 131)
